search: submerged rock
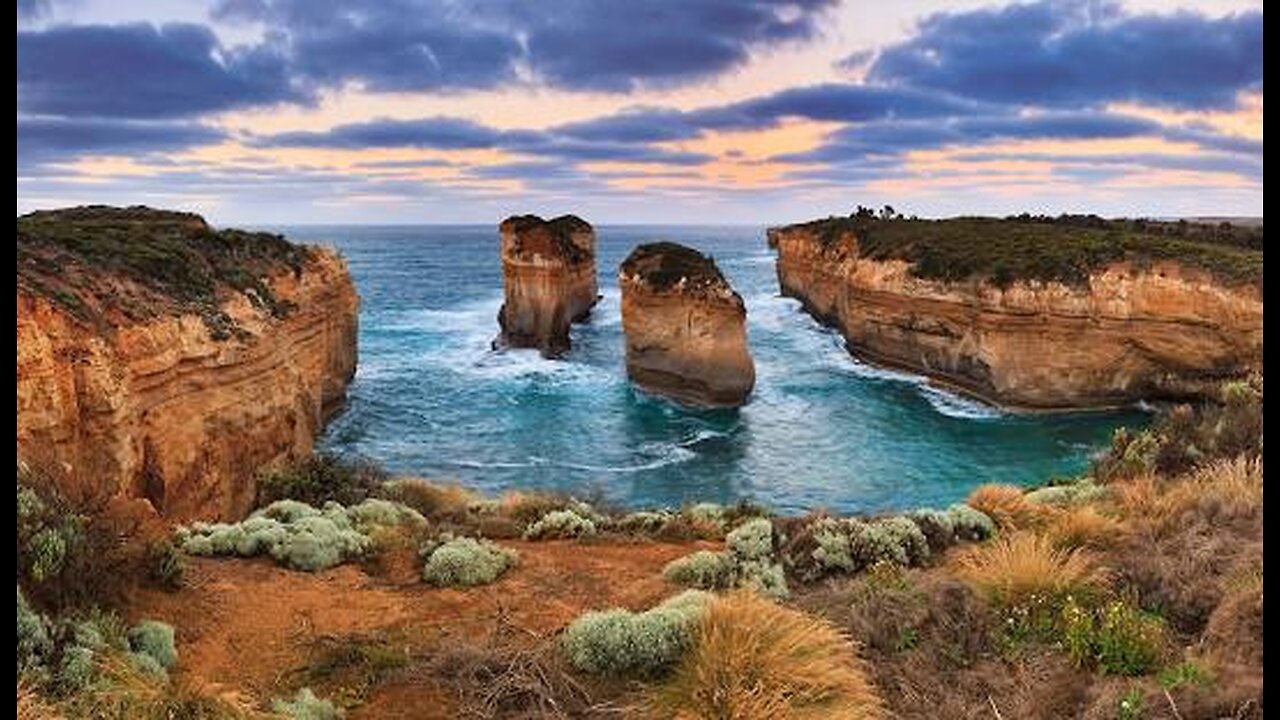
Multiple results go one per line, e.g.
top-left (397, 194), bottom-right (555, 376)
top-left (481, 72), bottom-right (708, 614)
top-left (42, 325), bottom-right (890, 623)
top-left (495, 214), bottom-right (599, 358)
top-left (619, 242), bottom-right (755, 407)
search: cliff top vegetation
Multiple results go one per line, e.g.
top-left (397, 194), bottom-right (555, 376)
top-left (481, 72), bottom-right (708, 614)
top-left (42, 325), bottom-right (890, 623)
top-left (620, 241), bottom-right (736, 297)
top-left (500, 213), bottom-right (594, 264)
top-left (17, 205), bottom-right (316, 338)
top-left (779, 207), bottom-right (1263, 289)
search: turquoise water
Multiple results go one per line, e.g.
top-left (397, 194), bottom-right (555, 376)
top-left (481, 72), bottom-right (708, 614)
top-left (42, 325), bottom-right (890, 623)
top-left (272, 224), bottom-right (1147, 514)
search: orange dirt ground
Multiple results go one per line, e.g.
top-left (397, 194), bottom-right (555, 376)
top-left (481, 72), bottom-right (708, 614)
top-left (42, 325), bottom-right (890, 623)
top-left (128, 538), bottom-right (714, 718)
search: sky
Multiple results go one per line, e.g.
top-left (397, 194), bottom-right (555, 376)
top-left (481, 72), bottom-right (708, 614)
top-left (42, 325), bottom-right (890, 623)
top-left (16, 0), bottom-right (1264, 225)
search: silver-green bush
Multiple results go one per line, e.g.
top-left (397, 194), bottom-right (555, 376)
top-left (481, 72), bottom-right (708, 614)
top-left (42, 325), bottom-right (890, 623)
top-left (662, 550), bottom-right (734, 589)
top-left (177, 498), bottom-right (423, 572)
top-left (273, 687), bottom-right (344, 719)
top-left (523, 509), bottom-right (597, 540)
top-left (725, 517), bottom-right (773, 560)
top-left (1025, 479), bottom-right (1108, 507)
top-left (127, 620), bottom-right (177, 671)
top-left (947, 504), bottom-right (996, 541)
top-left (618, 510), bottom-right (676, 534)
top-left (562, 590), bottom-right (710, 676)
top-left (854, 517), bottom-right (930, 566)
top-left (17, 587), bottom-right (52, 674)
top-left (808, 517), bottom-right (865, 575)
top-left (421, 537), bottom-right (519, 587)
top-left (56, 645), bottom-right (96, 693)
top-left (683, 503), bottom-right (726, 528)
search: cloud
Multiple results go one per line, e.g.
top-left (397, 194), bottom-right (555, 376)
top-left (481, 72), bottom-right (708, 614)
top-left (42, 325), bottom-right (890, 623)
top-left (253, 117), bottom-right (504, 150)
top-left (699, 83), bottom-right (992, 129)
top-left (212, 0), bottom-right (836, 94)
top-left (256, 116), bottom-right (715, 165)
top-left (518, 0), bottom-right (836, 91)
top-left (868, 1), bottom-right (1263, 110)
top-left (777, 111), bottom-right (1163, 163)
top-left (18, 117), bottom-right (227, 168)
top-left (17, 0), bottom-right (50, 21)
top-left (17, 22), bottom-right (303, 118)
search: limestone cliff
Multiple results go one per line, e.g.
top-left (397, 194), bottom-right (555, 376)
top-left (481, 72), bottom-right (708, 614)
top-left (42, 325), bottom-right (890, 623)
top-left (496, 214), bottom-right (598, 357)
top-left (767, 219), bottom-right (1263, 409)
top-left (619, 242), bottom-right (755, 407)
top-left (16, 207), bottom-right (359, 520)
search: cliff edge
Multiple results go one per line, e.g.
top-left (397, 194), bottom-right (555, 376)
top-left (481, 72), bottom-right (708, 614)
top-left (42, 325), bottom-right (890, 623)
top-left (16, 206), bottom-right (359, 520)
top-left (768, 213), bottom-right (1263, 409)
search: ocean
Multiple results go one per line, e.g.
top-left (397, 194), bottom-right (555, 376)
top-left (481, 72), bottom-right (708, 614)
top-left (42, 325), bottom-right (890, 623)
top-left (271, 224), bottom-right (1148, 515)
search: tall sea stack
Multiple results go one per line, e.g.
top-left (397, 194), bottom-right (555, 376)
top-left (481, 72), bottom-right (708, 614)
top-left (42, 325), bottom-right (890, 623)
top-left (496, 214), bottom-right (599, 358)
top-left (619, 242), bottom-right (755, 407)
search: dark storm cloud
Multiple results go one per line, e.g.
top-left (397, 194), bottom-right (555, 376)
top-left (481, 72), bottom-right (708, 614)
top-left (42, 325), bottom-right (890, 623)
top-left (515, 0), bottom-right (836, 91)
top-left (777, 112), bottom-right (1162, 163)
top-left (17, 23), bottom-right (303, 119)
top-left (868, 0), bottom-right (1264, 110)
top-left (255, 117), bottom-right (505, 150)
top-left (17, 117), bottom-right (227, 167)
top-left (211, 0), bottom-right (836, 93)
top-left (256, 116), bottom-right (714, 165)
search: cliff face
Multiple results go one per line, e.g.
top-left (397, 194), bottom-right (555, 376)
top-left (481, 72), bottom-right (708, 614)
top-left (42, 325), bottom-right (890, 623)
top-left (16, 208), bottom-right (359, 521)
top-left (496, 215), bottom-right (599, 357)
top-left (768, 225), bottom-right (1263, 409)
top-left (619, 242), bottom-right (755, 407)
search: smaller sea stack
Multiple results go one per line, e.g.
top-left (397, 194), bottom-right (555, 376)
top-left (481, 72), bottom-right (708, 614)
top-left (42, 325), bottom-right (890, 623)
top-left (496, 214), bottom-right (599, 357)
top-left (619, 242), bottom-right (755, 407)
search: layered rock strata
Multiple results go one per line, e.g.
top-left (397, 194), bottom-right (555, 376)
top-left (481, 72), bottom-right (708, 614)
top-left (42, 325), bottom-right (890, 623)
top-left (16, 207), bottom-right (359, 520)
top-left (496, 214), bottom-right (599, 357)
top-left (619, 242), bottom-right (755, 407)
top-left (767, 222), bottom-right (1263, 409)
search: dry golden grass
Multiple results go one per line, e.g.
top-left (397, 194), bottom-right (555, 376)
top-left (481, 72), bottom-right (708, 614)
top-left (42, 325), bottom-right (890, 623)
top-left (59, 655), bottom-right (268, 720)
top-left (954, 532), bottom-right (1106, 605)
top-left (646, 591), bottom-right (884, 720)
top-left (1112, 456), bottom-right (1262, 537)
top-left (1162, 456), bottom-right (1262, 519)
top-left (380, 477), bottom-right (479, 518)
top-left (966, 484), bottom-right (1053, 531)
top-left (17, 682), bottom-right (63, 720)
top-left (1045, 505), bottom-right (1123, 550)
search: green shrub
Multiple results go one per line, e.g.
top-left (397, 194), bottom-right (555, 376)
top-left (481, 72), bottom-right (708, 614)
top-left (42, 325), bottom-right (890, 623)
top-left (803, 517), bottom-right (865, 577)
top-left (618, 510), bottom-right (676, 534)
top-left (255, 453), bottom-right (387, 509)
top-left (664, 548), bottom-right (788, 599)
top-left (56, 645), bottom-right (97, 694)
top-left (663, 551), bottom-right (735, 590)
top-left (146, 540), bottom-right (186, 590)
top-left (562, 590), bottom-right (710, 676)
top-left (421, 537), bottom-right (519, 587)
top-left (909, 509), bottom-right (955, 551)
top-left (1061, 598), bottom-right (1165, 675)
top-left (947, 504), bottom-right (996, 541)
top-left (1157, 661), bottom-right (1212, 689)
top-left (1024, 479), bottom-right (1106, 506)
top-left (725, 518), bottom-right (773, 560)
top-left (735, 559), bottom-right (789, 600)
top-left (273, 687), bottom-right (344, 719)
top-left (523, 509), bottom-right (597, 540)
top-left (683, 503), bottom-right (726, 529)
top-left (178, 498), bottom-right (422, 572)
top-left (17, 587), bottom-right (53, 674)
top-left (127, 651), bottom-right (167, 677)
top-left (1117, 686), bottom-right (1144, 720)
top-left (128, 620), bottom-right (178, 671)
top-left (854, 517), bottom-right (930, 566)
